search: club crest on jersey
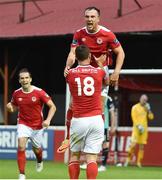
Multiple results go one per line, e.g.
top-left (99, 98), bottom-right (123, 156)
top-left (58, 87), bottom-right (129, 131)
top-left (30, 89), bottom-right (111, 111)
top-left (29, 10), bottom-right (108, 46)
top-left (18, 98), bottom-right (22, 101)
top-left (32, 96), bottom-right (36, 102)
top-left (97, 38), bottom-right (103, 44)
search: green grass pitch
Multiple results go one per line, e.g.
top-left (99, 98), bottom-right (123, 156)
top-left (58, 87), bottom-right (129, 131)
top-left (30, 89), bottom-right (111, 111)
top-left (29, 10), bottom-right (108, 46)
top-left (0, 160), bottom-right (162, 179)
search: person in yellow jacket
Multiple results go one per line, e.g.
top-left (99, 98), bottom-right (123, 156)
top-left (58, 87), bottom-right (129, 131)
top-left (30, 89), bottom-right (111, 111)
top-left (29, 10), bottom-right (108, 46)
top-left (124, 94), bottom-right (154, 167)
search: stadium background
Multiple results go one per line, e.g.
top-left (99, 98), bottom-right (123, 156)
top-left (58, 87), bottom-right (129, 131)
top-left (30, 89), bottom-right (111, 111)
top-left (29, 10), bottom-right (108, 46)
top-left (0, 0), bottom-right (162, 166)
top-left (1, 32), bottom-right (162, 127)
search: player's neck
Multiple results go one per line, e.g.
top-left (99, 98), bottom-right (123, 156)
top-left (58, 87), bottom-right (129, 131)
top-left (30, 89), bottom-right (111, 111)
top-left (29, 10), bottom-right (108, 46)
top-left (79, 63), bottom-right (90, 66)
top-left (22, 85), bottom-right (33, 93)
top-left (87, 25), bottom-right (100, 33)
top-left (79, 59), bottom-right (90, 66)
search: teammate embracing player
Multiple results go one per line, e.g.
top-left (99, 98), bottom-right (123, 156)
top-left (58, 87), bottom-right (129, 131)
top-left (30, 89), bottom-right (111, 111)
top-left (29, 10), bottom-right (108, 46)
top-left (58, 6), bottom-right (124, 155)
top-left (65, 44), bottom-right (109, 179)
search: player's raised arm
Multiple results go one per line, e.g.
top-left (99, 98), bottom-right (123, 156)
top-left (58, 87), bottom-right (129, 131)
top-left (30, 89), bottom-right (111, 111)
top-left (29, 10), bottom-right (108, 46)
top-left (64, 47), bottom-right (76, 77)
top-left (110, 46), bottom-right (125, 86)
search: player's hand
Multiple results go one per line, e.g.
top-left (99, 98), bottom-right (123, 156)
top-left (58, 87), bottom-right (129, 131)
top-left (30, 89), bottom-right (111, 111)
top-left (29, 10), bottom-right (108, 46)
top-left (6, 102), bottom-right (16, 113)
top-left (93, 54), bottom-right (106, 67)
top-left (145, 103), bottom-right (151, 111)
top-left (136, 124), bottom-right (145, 134)
top-left (110, 127), bottom-right (116, 135)
top-left (109, 72), bottom-right (120, 86)
top-left (57, 139), bottom-right (70, 153)
top-left (42, 120), bottom-right (50, 129)
top-left (64, 66), bottom-right (70, 77)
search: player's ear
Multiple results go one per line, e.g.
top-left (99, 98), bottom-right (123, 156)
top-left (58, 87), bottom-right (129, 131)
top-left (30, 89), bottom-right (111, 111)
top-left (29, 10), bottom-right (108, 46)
top-left (97, 16), bottom-right (100, 23)
top-left (30, 77), bottom-right (32, 83)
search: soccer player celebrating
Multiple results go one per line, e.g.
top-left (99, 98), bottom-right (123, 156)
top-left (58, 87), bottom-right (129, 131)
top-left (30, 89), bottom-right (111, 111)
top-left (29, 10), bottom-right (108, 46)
top-left (64, 6), bottom-right (125, 83)
top-left (64, 6), bottom-right (124, 99)
top-left (66, 44), bottom-right (109, 179)
top-left (63, 6), bottom-right (124, 151)
top-left (59, 5), bottom-right (124, 160)
top-left (6, 68), bottom-right (56, 180)
top-left (124, 94), bottom-right (154, 167)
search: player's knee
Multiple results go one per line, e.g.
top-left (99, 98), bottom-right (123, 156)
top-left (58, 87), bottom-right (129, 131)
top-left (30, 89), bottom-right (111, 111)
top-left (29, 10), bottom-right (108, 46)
top-left (70, 152), bottom-right (80, 161)
top-left (18, 145), bottom-right (26, 151)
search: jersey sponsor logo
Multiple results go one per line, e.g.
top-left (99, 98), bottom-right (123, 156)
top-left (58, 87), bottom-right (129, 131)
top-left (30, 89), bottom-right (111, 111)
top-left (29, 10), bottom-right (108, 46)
top-left (31, 96), bottom-right (36, 102)
top-left (96, 38), bottom-right (103, 44)
top-left (18, 98), bottom-right (22, 101)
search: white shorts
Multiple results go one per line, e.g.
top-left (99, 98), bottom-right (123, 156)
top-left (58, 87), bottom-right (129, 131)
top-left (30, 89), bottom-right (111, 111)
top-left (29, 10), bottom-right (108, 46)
top-left (17, 124), bottom-right (43, 148)
top-left (101, 66), bottom-right (109, 97)
top-left (70, 115), bottom-right (104, 154)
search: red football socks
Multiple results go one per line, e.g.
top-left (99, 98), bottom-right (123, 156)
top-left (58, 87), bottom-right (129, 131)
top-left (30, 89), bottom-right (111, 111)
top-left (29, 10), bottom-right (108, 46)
top-left (17, 149), bottom-right (26, 174)
top-left (86, 161), bottom-right (98, 179)
top-left (68, 161), bottom-right (80, 179)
